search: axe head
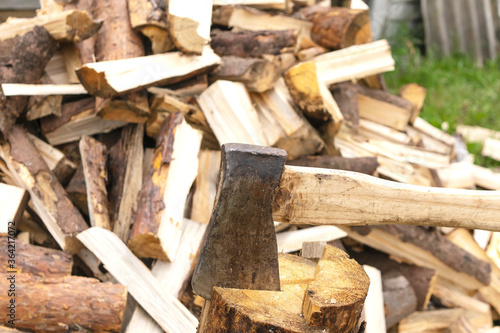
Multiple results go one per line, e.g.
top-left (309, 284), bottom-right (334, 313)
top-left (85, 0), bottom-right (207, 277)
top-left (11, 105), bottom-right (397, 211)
top-left (192, 143), bottom-right (287, 300)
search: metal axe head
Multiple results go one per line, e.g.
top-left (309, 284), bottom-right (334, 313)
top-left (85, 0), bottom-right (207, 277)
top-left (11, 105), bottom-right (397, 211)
top-left (192, 143), bottom-right (287, 300)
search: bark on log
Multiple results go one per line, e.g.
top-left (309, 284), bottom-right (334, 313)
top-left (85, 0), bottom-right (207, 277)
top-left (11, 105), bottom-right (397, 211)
top-left (108, 124), bottom-right (144, 242)
top-left (0, 126), bottom-right (88, 253)
top-left (0, 237), bottom-right (72, 277)
top-left (330, 82), bottom-right (360, 128)
top-left (287, 156), bottom-right (378, 175)
top-left (0, 274), bottom-right (127, 332)
top-left (93, 0), bottom-right (150, 123)
top-left (65, 164), bottom-right (88, 216)
top-left (79, 135), bottom-right (111, 230)
top-left (128, 113), bottom-right (202, 261)
top-left (210, 56), bottom-right (280, 92)
top-left (381, 271), bottom-right (418, 328)
top-left (0, 26), bottom-right (56, 139)
top-left (300, 7), bottom-right (372, 50)
top-left (210, 29), bottom-right (297, 57)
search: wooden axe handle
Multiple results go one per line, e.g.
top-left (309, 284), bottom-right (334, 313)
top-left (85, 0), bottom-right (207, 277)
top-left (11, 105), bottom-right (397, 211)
top-left (273, 166), bottom-right (500, 231)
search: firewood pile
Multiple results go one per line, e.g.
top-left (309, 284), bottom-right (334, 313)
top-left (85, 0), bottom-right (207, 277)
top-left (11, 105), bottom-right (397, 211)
top-left (1, 0), bottom-right (500, 332)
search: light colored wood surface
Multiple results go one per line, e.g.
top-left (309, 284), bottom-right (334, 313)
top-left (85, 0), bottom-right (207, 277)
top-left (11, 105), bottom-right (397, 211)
top-left (456, 124), bottom-right (500, 144)
top-left (1, 83), bottom-right (87, 96)
top-left (0, 183), bottom-right (28, 236)
top-left (273, 165), bottom-right (500, 230)
top-left (398, 308), bottom-right (464, 333)
top-left (191, 150), bottom-right (220, 224)
top-left (358, 93), bottom-right (411, 131)
top-left (125, 219), bottom-right (207, 333)
top-left (76, 47), bottom-right (220, 98)
top-left (482, 138), bottom-right (500, 161)
top-left (77, 227), bottom-right (198, 333)
top-left (314, 40), bottom-right (394, 85)
top-left (472, 164), bottom-right (500, 190)
top-left (276, 226), bottom-right (347, 253)
top-left (361, 265), bottom-right (386, 333)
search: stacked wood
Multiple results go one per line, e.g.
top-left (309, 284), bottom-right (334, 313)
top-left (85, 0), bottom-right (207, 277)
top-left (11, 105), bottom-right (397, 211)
top-left (2, 1), bottom-right (500, 331)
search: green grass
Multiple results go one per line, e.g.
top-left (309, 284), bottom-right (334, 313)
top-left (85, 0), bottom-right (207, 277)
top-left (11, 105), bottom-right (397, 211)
top-left (384, 34), bottom-right (500, 168)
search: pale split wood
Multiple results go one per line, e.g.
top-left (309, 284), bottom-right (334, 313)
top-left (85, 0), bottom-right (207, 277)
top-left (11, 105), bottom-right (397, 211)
top-left (360, 265), bottom-right (386, 333)
top-left (76, 47), bottom-right (221, 98)
top-left (398, 308), bottom-right (465, 333)
top-left (456, 124), bottom-right (500, 144)
top-left (472, 164), bottom-right (500, 190)
top-left (433, 277), bottom-right (490, 314)
top-left (276, 226), bottom-right (347, 253)
top-left (301, 241), bottom-right (327, 259)
top-left (44, 51), bottom-right (72, 84)
top-left (125, 219), bottom-right (207, 333)
top-left (406, 125), bottom-right (453, 156)
top-left (213, 0), bottom-right (287, 10)
top-left (0, 183), bottom-right (28, 236)
top-left (413, 117), bottom-right (456, 147)
top-left (482, 138), bottom-right (500, 161)
top-left (435, 160), bottom-right (475, 189)
top-left (399, 83), bottom-right (427, 124)
top-left (77, 227), bottom-right (198, 333)
top-left (191, 150), bottom-right (220, 224)
top-left (0, 10), bottom-right (102, 42)
top-left (357, 94), bottom-right (411, 131)
top-left (358, 119), bottom-right (412, 145)
top-left (1, 83), bottom-right (87, 96)
top-left (314, 40), bottom-right (395, 86)
top-left (168, 0), bottom-right (213, 54)
top-left (79, 135), bottom-right (110, 230)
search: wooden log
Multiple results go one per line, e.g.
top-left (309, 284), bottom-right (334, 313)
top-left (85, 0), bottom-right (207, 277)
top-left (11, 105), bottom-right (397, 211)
top-left (0, 10), bottom-right (102, 42)
top-left (276, 226), bottom-right (347, 253)
top-left (201, 246), bottom-right (368, 332)
top-left (450, 315), bottom-right (479, 333)
top-left (212, 0), bottom-right (287, 10)
top-left (210, 56), bottom-right (280, 92)
top-left (314, 40), bottom-right (394, 86)
top-left (0, 273), bottom-right (126, 332)
top-left (108, 124), bottom-right (144, 242)
top-left (287, 156), bottom-right (378, 175)
top-left (0, 126), bottom-right (88, 253)
top-left (210, 29), bottom-right (297, 57)
top-left (40, 97), bottom-right (127, 146)
top-left (330, 81), bottom-right (359, 128)
top-left (24, 73), bottom-right (63, 121)
top-left (128, 0), bottom-right (174, 54)
top-left (167, 0), bottom-right (212, 54)
top-left (128, 114), bottom-right (202, 261)
top-left (341, 225), bottom-right (491, 292)
top-left (361, 265), bottom-right (386, 333)
top-left (412, 117), bottom-right (456, 147)
top-left (125, 219), bottom-right (207, 333)
top-left (472, 164), bottom-right (500, 190)
top-left (79, 136), bottom-right (110, 230)
top-left (65, 164), bottom-right (88, 216)
top-left (482, 138), bottom-right (500, 161)
top-left (301, 240), bottom-right (328, 259)
top-left (284, 61), bottom-right (344, 131)
top-left (300, 7), bottom-right (371, 50)
top-left (212, 6), bottom-right (313, 38)
top-left (76, 47), bottom-right (221, 98)
top-left (0, 237), bottom-right (72, 277)
top-left (92, 0), bottom-right (150, 124)
top-left (349, 250), bottom-right (436, 311)
top-left (358, 119), bottom-right (412, 145)
top-left (456, 124), bottom-right (500, 144)
top-left (398, 308), bottom-right (465, 333)
top-left (28, 134), bottom-right (77, 186)
top-left (400, 83), bottom-right (427, 124)
top-left (381, 271), bottom-right (418, 329)
top-left (16, 212), bottom-right (58, 249)
top-left (0, 26), bottom-right (56, 139)
top-left (356, 84), bottom-right (413, 131)
top-left (2, 83), bottom-right (87, 96)
top-left (0, 184), bottom-right (28, 236)
top-left (262, 53), bottom-right (297, 74)
top-left (77, 227), bottom-right (199, 332)
top-left (433, 277), bottom-right (490, 314)
top-left (191, 150), bottom-right (220, 224)
top-left (406, 125), bottom-right (453, 156)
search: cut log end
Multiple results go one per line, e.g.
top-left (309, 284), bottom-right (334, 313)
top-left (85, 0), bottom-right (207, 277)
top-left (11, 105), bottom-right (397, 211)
top-left (128, 233), bottom-right (169, 262)
top-left (76, 67), bottom-right (116, 98)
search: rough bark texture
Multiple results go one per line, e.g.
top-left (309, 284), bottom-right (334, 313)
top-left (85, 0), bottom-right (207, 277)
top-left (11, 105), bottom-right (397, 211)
top-left (93, 0), bottom-right (150, 121)
top-left (128, 113), bottom-right (183, 260)
top-left (302, 7), bottom-right (372, 50)
top-left (352, 225), bottom-right (491, 286)
top-left (80, 136), bottom-right (111, 230)
top-left (3, 126), bottom-right (88, 253)
top-left (210, 29), bottom-right (297, 57)
top-left (287, 156), bottom-right (378, 175)
top-left (108, 124), bottom-right (144, 242)
top-left (210, 56), bottom-right (280, 93)
top-left (0, 274), bottom-right (127, 332)
top-left (0, 26), bottom-right (56, 139)
top-left (331, 82), bottom-right (360, 128)
top-left (0, 237), bottom-right (72, 277)
top-left (65, 164), bottom-right (89, 216)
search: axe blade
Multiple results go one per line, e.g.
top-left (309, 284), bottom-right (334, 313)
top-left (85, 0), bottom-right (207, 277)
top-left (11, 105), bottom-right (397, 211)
top-left (192, 143), bottom-right (286, 300)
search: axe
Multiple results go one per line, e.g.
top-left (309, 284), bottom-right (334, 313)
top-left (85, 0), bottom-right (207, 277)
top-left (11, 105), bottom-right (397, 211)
top-left (193, 143), bottom-right (500, 300)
